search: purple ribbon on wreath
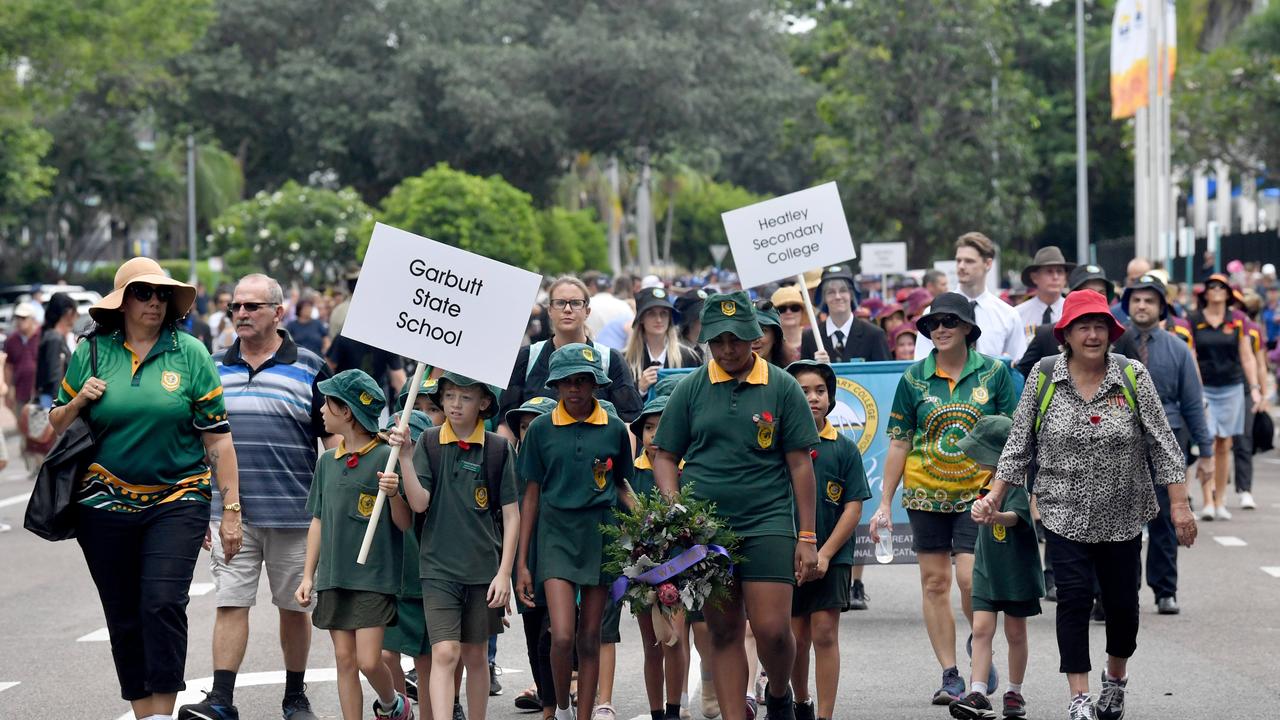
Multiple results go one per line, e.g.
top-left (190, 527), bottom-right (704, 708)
top-left (609, 543), bottom-right (731, 603)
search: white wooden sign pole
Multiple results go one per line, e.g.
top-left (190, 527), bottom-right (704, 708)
top-left (796, 273), bottom-right (825, 351)
top-left (357, 362), bottom-right (428, 565)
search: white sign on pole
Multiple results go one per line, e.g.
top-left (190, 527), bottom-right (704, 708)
top-left (341, 223), bottom-right (542, 388)
top-left (709, 244), bottom-right (729, 266)
top-left (859, 242), bottom-right (908, 275)
top-left (720, 182), bottom-right (855, 288)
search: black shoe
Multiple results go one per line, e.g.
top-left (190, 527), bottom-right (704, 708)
top-left (453, 698), bottom-right (467, 720)
top-left (763, 686), bottom-right (794, 720)
top-left (948, 691), bottom-right (996, 720)
top-left (283, 690), bottom-right (318, 720)
top-left (848, 579), bottom-right (868, 610)
top-left (489, 662), bottom-right (503, 696)
top-left (792, 699), bottom-right (815, 720)
top-left (179, 692), bottom-right (240, 720)
top-left (1096, 672), bottom-right (1127, 720)
top-left (406, 669), bottom-right (419, 703)
top-left (1157, 596), bottom-right (1180, 615)
top-left (1090, 598), bottom-right (1107, 623)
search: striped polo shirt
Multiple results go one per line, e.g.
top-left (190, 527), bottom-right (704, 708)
top-left (213, 330), bottom-right (331, 528)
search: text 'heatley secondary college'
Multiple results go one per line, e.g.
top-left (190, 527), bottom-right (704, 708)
top-left (752, 209), bottom-right (825, 264)
top-left (394, 258), bottom-right (487, 346)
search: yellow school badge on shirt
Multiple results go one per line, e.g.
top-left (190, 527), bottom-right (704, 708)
top-left (753, 411), bottom-right (776, 449)
top-left (971, 387), bottom-right (989, 404)
top-left (721, 301), bottom-right (737, 316)
top-left (357, 492), bottom-right (376, 517)
top-left (474, 486), bottom-right (489, 510)
top-left (992, 524), bottom-right (1007, 542)
top-left (591, 457), bottom-right (613, 490)
top-left (160, 371), bottom-right (181, 392)
top-left (825, 480), bottom-right (843, 503)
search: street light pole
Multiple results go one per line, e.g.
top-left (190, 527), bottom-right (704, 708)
top-left (186, 134), bottom-right (197, 284)
top-left (1075, 0), bottom-right (1090, 264)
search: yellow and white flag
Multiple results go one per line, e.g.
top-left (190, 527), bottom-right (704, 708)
top-left (1110, 0), bottom-right (1177, 119)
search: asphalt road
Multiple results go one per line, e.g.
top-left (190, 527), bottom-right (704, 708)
top-left (2, 429), bottom-right (1279, 719)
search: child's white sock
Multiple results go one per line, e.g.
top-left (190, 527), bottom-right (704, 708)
top-left (971, 681), bottom-right (989, 696)
top-left (140, 715), bottom-right (172, 720)
top-left (1007, 682), bottom-right (1022, 694)
top-left (555, 705), bottom-right (576, 720)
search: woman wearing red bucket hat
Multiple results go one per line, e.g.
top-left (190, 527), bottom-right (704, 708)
top-left (975, 289), bottom-right (1196, 720)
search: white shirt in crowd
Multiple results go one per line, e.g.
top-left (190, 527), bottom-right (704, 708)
top-left (1014, 295), bottom-right (1065, 343)
top-left (914, 289), bottom-right (1029, 361)
top-left (585, 292), bottom-right (634, 336)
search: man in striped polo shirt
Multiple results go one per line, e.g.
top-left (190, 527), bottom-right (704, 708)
top-left (181, 274), bottom-right (334, 720)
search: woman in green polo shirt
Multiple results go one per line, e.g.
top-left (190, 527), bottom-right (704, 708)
top-left (869, 291), bottom-right (1017, 707)
top-left (48, 257), bottom-right (241, 720)
top-left (653, 291), bottom-right (821, 720)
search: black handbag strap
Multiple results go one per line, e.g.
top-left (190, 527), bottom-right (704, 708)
top-left (90, 333), bottom-right (98, 377)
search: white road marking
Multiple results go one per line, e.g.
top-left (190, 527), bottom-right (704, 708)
top-left (190, 582), bottom-right (215, 596)
top-left (77, 627), bottom-right (111, 642)
top-left (0, 492), bottom-right (31, 510)
top-left (1213, 536), bottom-right (1248, 547)
top-left (1262, 567), bottom-right (1280, 578)
top-left (0, 681), bottom-right (19, 694)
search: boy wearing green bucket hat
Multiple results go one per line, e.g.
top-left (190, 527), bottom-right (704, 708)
top-left (952, 415), bottom-right (1042, 720)
top-left (514, 343), bottom-right (636, 720)
top-left (296, 369), bottom-right (414, 720)
top-left (390, 371), bottom-right (519, 720)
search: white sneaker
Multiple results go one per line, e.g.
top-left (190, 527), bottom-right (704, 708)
top-left (1199, 506), bottom-right (1216, 521)
top-left (590, 703), bottom-right (616, 720)
top-left (1240, 491), bottom-right (1257, 510)
top-left (555, 705), bottom-right (576, 720)
top-left (1216, 505), bottom-right (1233, 520)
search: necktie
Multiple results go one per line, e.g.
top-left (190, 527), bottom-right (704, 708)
top-left (832, 329), bottom-right (845, 358)
top-left (1138, 331), bottom-right (1150, 366)
top-left (1042, 305), bottom-right (1053, 325)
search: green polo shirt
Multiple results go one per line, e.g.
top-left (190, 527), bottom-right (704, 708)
top-left (886, 349), bottom-right (1017, 513)
top-left (306, 439), bottom-right (403, 594)
top-left (655, 355), bottom-right (819, 537)
top-left (972, 485), bottom-right (1043, 602)
top-left (518, 400), bottom-right (634, 512)
top-left (56, 327), bottom-right (228, 512)
top-left (412, 420), bottom-right (519, 585)
top-left (811, 420), bottom-right (871, 566)
top-left (631, 454), bottom-right (656, 498)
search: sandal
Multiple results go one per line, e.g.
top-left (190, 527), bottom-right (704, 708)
top-left (515, 686), bottom-right (542, 712)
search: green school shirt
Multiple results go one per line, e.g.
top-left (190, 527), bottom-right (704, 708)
top-left (412, 421), bottom-right (519, 585)
top-left (811, 421), bottom-right (872, 566)
top-left (56, 326), bottom-right (228, 512)
top-left (517, 400), bottom-right (635, 512)
top-left (631, 455), bottom-right (656, 498)
top-left (885, 349), bottom-right (1017, 513)
top-left (306, 440), bottom-right (403, 594)
top-left (654, 355), bottom-right (819, 537)
top-left (972, 486), bottom-right (1044, 603)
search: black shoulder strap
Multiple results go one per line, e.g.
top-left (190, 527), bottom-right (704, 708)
top-left (414, 427), bottom-right (444, 537)
top-left (90, 333), bottom-right (98, 377)
top-left (483, 432), bottom-right (509, 525)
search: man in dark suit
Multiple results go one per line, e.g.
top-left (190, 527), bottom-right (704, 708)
top-left (799, 264), bottom-right (890, 363)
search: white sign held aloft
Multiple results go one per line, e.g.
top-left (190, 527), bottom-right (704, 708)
top-left (859, 242), bottom-right (908, 275)
top-left (342, 223), bottom-right (542, 388)
top-left (720, 182), bottom-right (855, 289)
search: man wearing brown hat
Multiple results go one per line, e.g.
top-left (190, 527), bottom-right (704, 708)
top-left (1015, 246), bottom-right (1075, 342)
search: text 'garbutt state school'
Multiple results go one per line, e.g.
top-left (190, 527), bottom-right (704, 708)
top-left (394, 258), bottom-right (487, 346)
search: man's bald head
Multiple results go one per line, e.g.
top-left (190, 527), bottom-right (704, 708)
top-left (1126, 258), bottom-right (1152, 287)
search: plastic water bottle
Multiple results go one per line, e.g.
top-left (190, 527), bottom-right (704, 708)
top-left (874, 528), bottom-right (894, 564)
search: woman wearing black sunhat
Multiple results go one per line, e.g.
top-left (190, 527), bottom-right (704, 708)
top-left (623, 287), bottom-right (702, 395)
top-left (869, 292), bottom-right (1018, 706)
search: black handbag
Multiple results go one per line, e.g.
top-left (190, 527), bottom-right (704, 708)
top-left (24, 334), bottom-right (98, 541)
top-left (1253, 410), bottom-right (1275, 455)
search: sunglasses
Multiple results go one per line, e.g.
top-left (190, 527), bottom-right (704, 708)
top-left (227, 302), bottom-right (279, 314)
top-left (777, 304), bottom-right (805, 314)
top-left (918, 314), bottom-right (963, 335)
top-left (1205, 282), bottom-right (1230, 291)
top-left (129, 284), bottom-right (174, 303)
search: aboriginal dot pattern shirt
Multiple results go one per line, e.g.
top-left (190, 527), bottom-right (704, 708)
top-left (886, 349), bottom-right (1017, 513)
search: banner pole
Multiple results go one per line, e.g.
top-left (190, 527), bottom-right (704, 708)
top-left (357, 362), bottom-right (428, 565)
top-left (796, 273), bottom-right (826, 352)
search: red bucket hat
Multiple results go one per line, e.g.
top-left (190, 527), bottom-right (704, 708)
top-left (1054, 289), bottom-right (1126, 344)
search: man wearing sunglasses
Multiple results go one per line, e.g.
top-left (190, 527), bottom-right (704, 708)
top-left (184, 273), bottom-right (337, 720)
top-left (798, 264), bottom-right (890, 364)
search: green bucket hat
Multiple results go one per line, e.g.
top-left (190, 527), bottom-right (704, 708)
top-left (428, 371), bottom-right (501, 420)
top-left (546, 342), bottom-right (612, 389)
top-left (698, 291), bottom-right (762, 343)
top-left (317, 369), bottom-right (386, 434)
top-left (755, 303), bottom-right (782, 330)
top-left (784, 360), bottom-right (837, 417)
top-left (955, 415), bottom-right (1012, 468)
top-left (651, 373), bottom-right (684, 399)
top-left (382, 409), bottom-right (434, 443)
top-left (505, 395), bottom-right (556, 435)
top-left (396, 373), bottom-right (438, 413)
top-left (629, 394), bottom-right (669, 440)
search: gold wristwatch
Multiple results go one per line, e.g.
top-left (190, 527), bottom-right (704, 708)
top-left (223, 502), bottom-right (242, 513)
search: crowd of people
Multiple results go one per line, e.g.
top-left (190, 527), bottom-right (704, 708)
top-left (3, 231), bottom-right (1276, 720)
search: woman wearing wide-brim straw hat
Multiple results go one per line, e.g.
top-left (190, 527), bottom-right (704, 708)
top-left (48, 257), bottom-right (242, 720)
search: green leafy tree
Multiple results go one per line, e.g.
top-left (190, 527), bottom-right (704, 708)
top-left (368, 163), bottom-right (544, 269)
top-left (210, 180), bottom-right (372, 285)
top-left (539, 207), bottom-right (608, 275)
top-left (665, 180), bottom-right (764, 270)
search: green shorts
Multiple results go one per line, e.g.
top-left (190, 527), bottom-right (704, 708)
top-left (737, 534), bottom-right (796, 584)
top-left (792, 564), bottom-right (851, 616)
top-left (382, 595), bottom-right (431, 656)
top-left (601, 597), bottom-right (623, 644)
top-left (972, 595), bottom-right (1042, 618)
top-left (312, 589), bottom-right (397, 631)
top-left (422, 580), bottom-right (502, 645)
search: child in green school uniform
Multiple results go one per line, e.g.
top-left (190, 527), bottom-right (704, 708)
top-left (389, 372), bottom-right (521, 720)
top-left (295, 369), bottom-right (414, 720)
top-left (515, 343), bottom-right (637, 720)
top-left (785, 360), bottom-right (871, 720)
top-left (952, 415), bottom-right (1043, 720)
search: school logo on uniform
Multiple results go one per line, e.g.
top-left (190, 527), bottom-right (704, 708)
top-left (992, 524), bottom-right (1007, 542)
top-left (721, 301), bottom-right (736, 317)
top-left (474, 486), bottom-right (489, 510)
top-left (592, 457), bottom-right (613, 490)
top-left (971, 387), bottom-right (989, 404)
top-left (160, 371), bottom-right (181, 392)
top-left (359, 392), bottom-right (374, 406)
top-left (825, 480), bottom-right (843, 503)
top-left (756, 423), bottom-right (774, 449)
top-left (653, 288), bottom-right (666, 298)
top-left (357, 492), bottom-right (376, 517)
top-left (583, 347), bottom-right (596, 362)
